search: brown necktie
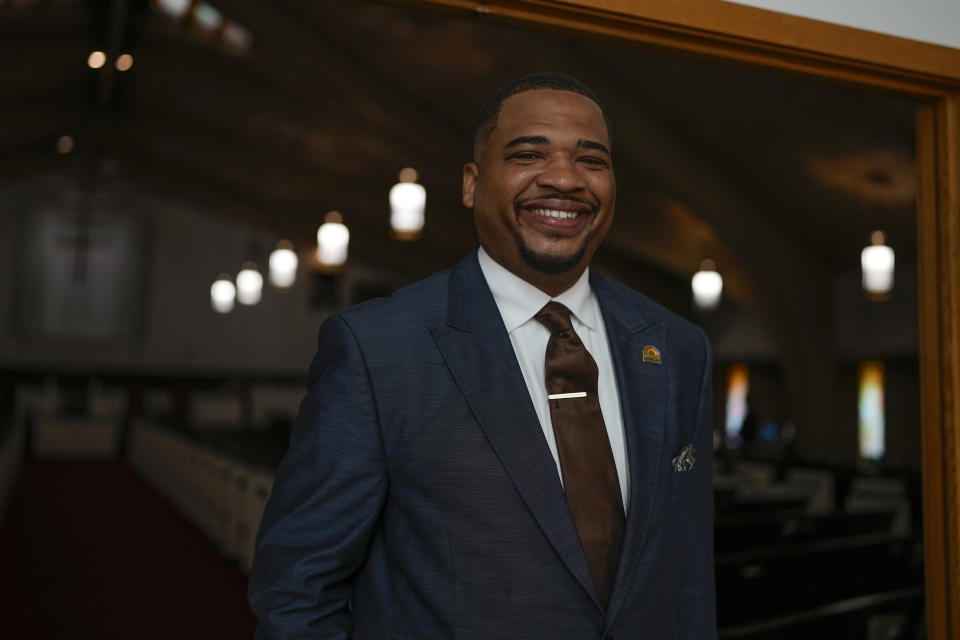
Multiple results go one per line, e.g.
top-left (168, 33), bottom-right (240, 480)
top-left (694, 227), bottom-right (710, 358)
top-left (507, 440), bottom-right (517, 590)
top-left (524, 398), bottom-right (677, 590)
top-left (535, 301), bottom-right (625, 608)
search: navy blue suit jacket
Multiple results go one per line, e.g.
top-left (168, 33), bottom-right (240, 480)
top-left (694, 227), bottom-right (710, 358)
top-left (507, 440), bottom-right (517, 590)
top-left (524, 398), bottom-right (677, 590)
top-left (249, 251), bottom-right (716, 639)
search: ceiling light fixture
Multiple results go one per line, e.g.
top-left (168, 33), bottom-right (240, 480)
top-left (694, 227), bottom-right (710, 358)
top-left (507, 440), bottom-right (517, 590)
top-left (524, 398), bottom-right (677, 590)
top-left (87, 51), bottom-right (106, 69)
top-left (210, 274), bottom-right (236, 313)
top-left (155, 0), bottom-right (192, 19)
top-left (115, 53), bottom-right (134, 71)
top-left (56, 135), bottom-right (75, 154)
top-left (236, 261), bottom-right (264, 305)
top-left (861, 230), bottom-right (894, 300)
top-left (390, 167), bottom-right (426, 241)
top-left (222, 20), bottom-right (254, 53)
top-left (692, 259), bottom-right (723, 310)
top-left (269, 240), bottom-right (298, 288)
top-left (316, 211), bottom-right (349, 271)
top-left (192, 2), bottom-right (224, 33)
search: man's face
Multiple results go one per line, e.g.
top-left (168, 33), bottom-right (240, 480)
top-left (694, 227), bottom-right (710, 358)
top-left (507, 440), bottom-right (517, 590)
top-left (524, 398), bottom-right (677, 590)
top-left (463, 88), bottom-right (616, 293)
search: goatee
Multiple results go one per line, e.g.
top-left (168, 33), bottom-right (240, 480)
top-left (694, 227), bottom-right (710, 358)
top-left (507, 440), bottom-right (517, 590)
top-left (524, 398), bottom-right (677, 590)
top-left (516, 234), bottom-right (586, 274)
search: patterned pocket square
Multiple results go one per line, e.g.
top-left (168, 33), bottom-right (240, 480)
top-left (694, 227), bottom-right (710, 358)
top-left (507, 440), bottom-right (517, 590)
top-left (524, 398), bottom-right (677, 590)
top-left (671, 444), bottom-right (696, 472)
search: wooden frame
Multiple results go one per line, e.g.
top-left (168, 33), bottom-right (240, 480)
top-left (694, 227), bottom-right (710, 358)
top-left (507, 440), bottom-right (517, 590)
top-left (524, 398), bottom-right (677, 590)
top-left (396, 0), bottom-right (960, 636)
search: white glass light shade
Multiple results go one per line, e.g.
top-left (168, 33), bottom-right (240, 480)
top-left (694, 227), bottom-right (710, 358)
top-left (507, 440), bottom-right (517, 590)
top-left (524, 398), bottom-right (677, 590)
top-left (56, 136), bottom-right (75, 154)
top-left (192, 2), bottom-right (224, 32)
top-left (222, 21), bottom-right (253, 52)
top-left (861, 243), bottom-right (894, 297)
top-left (269, 244), bottom-right (298, 288)
top-left (115, 53), bottom-right (134, 71)
top-left (236, 265), bottom-right (263, 305)
top-left (156, 0), bottom-right (191, 18)
top-left (210, 277), bottom-right (236, 313)
top-left (316, 221), bottom-right (350, 267)
top-left (692, 268), bottom-right (723, 310)
top-left (87, 51), bottom-right (106, 69)
top-left (389, 181), bottom-right (426, 239)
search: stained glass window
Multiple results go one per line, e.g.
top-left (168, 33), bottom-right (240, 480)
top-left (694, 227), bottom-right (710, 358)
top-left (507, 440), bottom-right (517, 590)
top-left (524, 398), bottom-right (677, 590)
top-left (858, 361), bottom-right (885, 460)
top-left (725, 363), bottom-right (750, 448)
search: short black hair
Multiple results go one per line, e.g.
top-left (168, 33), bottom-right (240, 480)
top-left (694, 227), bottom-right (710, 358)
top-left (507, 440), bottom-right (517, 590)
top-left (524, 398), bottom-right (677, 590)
top-left (472, 72), bottom-right (612, 161)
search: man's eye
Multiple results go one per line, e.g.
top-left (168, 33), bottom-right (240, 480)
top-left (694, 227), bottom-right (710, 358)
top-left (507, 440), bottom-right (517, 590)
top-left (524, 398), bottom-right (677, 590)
top-left (512, 152), bottom-right (541, 160)
top-left (579, 156), bottom-right (608, 167)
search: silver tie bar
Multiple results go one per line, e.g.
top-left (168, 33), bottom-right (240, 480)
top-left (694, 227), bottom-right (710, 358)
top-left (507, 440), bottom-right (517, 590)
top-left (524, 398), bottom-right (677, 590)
top-left (548, 392), bottom-right (588, 400)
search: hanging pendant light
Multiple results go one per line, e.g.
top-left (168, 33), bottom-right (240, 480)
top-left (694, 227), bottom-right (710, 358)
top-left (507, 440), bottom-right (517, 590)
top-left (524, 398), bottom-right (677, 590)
top-left (210, 273), bottom-right (236, 313)
top-left (316, 211), bottom-right (349, 271)
top-left (87, 51), bottom-right (106, 69)
top-left (269, 239), bottom-right (298, 288)
top-left (389, 167), bottom-right (426, 241)
top-left (236, 261), bottom-right (263, 305)
top-left (861, 230), bottom-right (894, 300)
top-left (115, 53), bottom-right (134, 72)
top-left (692, 259), bottom-right (723, 310)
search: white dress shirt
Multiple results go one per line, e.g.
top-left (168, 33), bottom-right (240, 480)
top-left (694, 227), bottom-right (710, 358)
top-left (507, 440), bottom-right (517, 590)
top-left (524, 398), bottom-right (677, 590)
top-left (477, 247), bottom-right (629, 510)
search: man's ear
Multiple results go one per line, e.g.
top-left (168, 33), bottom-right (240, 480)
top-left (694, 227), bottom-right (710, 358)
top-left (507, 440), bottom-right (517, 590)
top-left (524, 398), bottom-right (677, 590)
top-left (462, 162), bottom-right (478, 208)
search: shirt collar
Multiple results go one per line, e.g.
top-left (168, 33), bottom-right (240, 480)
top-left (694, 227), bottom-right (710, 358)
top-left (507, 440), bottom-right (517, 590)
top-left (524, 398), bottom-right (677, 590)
top-left (477, 246), bottom-right (596, 334)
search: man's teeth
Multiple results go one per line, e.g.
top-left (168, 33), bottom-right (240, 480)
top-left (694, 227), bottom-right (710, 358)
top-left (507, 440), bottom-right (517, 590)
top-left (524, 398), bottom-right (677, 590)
top-left (530, 208), bottom-right (579, 220)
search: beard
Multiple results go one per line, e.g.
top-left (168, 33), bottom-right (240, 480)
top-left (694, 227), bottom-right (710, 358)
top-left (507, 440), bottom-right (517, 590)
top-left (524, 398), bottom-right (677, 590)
top-left (515, 232), bottom-right (587, 274)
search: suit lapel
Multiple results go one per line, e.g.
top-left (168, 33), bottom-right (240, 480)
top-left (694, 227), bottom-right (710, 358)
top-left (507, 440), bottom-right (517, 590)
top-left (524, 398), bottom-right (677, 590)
top-left (592, 276), bottom-right (668, 623)
top-left (431, 253), bottom-right (602, 609)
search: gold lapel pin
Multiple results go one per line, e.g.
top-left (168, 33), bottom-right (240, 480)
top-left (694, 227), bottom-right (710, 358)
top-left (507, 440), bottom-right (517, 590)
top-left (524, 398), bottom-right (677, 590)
top-left (642, 345), bottom-right (662, 365)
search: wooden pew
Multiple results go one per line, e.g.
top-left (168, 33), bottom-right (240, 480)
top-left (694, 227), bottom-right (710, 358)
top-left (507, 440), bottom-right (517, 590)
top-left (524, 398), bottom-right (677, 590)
top-left (716, 532), bottom-right (924, 629)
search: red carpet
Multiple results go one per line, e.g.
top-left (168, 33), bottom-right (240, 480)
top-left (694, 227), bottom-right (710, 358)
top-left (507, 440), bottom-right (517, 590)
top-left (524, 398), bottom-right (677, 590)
top-left (0, 460), bottom-right (258, 639)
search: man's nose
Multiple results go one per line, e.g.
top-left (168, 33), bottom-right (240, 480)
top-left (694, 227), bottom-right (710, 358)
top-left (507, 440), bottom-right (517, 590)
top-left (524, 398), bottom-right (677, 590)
top-left (536, 154), bottom-right (586, 192)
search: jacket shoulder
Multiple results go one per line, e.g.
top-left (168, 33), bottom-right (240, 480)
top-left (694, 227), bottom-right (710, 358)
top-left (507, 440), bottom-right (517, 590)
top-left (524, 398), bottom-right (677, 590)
top-left (335, 266), bottom-right (452, 331)
top-left (594, 274), bottom-right (710, 353)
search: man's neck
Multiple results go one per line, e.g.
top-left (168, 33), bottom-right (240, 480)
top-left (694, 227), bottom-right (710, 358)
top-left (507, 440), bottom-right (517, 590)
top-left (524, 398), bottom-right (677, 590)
top-left (479, 249), bottom-right (587, 297)
top-left (530, 274), bottom-right (583, 297)
top-left (477, 246), bottom-right (590, 298)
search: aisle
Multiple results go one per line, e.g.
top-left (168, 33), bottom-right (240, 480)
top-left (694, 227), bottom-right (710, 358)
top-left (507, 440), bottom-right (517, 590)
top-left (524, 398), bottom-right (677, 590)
top-left (0, 460), bottom-right (257, 639)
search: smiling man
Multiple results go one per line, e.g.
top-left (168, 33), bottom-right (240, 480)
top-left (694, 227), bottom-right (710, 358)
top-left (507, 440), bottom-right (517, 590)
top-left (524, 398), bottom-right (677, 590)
top-left (464, 84), bottom-right (615, 293)
top-left (249, 73), bottom-right (716, 639)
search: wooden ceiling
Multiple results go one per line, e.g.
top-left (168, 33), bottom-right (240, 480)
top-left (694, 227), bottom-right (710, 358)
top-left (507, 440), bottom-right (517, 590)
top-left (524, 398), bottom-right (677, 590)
top-left (1, 0), bottom-right (918, 306)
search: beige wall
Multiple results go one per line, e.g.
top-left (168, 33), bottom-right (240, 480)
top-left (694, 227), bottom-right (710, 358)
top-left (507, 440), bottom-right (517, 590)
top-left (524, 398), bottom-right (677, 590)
top-left (0, 178), bottom-right (326, 375)
top-left (724, 0), bottom-right (960, 50)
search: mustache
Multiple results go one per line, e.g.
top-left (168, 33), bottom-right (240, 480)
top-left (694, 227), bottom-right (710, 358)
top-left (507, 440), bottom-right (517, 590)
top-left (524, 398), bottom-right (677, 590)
top-left (515, 194), bottom-right (597, 210)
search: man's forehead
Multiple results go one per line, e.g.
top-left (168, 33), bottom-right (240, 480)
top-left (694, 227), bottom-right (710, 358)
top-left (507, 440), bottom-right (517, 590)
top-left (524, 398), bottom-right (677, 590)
top-left (499, 88), bottom-right (604, 118)
top-left (495, 89), bottom-right (609, 140)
